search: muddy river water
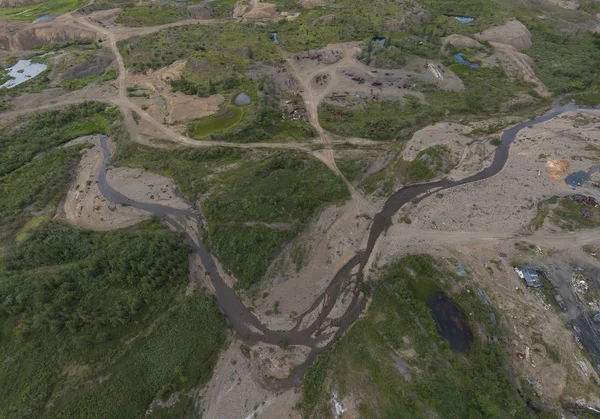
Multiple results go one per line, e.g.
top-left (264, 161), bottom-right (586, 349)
top-left (97, 103), bottom-right (581, 387)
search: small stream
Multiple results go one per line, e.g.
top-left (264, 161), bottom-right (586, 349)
top-left (97, 103), bottom-right (584, 388)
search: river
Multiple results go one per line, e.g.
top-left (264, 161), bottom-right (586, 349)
top-left (97, 103), bottom-right (582, 387)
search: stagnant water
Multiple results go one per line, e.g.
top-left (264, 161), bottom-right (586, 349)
top-left (97, 103), bottom-right (582, 388)
top-left (429, 292), bottom-right (473, 352)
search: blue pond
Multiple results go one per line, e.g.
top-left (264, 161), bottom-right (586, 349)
top-left (32, 14), bottom-right (59, 24)
top-left (443, 14), bottom-right (475, 23)
top-left (565, 171), bottom-right (588, 187)
top-left (371, 37), bottom-right (386, 46)
top-left (454, 53), bottom-right (480, 69)
top-left (272, 32), bottom-right (279, 44)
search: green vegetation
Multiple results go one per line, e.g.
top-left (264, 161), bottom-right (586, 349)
top-left (115, 4), bottom-right (188, 27)
top-left (0, 147), bottom-right (83, 241)
top-left (0, 102), bottom-right (120, 241)
top-left (0, 220), bottom-right (225, 418)
top-left (551, 198), bottom-right (600, 230)
top-left (188, 106), bottom-right (243, 137)
top-left (525, 21), bottom-right (600, 94)
top-left (320, 96), bottom-right (444, 141)
top-left (0, 101), bottom-right (117, 176)
top-left (119, 24), bottom-right (278, 73)
top-left (0, 0), bottom-right (82, 21)
top-left (335, 155), bottom-right (374, 182)
top-left (530, 201), bottom-right (550, 231)
top-left (300, 255), bottom-right (556, 419)
top-left (115, 141), bottom-right (349, 287)
top-left (203, 152), bottom-right (349, 286)
top-left (405, 145), bottom-right (452, 183)
top-left (60, 68), bottom-right (118, 90)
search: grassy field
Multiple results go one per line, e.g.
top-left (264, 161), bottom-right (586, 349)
top-left (188, 106), bottom-right (244, 138)
top-left (115, 5), bottom-right (189, 27)
top-left (0, 0), bottom-right (81, 21)
top-left (115, 141), bottom-right (349, 287)
top-left (0, 220), bottom-right (225, 418)
top-left (300, 255), bottom-right (556, 418)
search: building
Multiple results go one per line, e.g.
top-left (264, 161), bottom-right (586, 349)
top-left (514, 266), bottom-right (543, 288)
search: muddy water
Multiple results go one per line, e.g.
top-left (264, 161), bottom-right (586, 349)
top-left (97, 103), bottom-right (581, 388)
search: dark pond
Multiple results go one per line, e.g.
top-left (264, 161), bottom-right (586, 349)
top-left (428, 292), bottom-right (474, 352)
top-left (454, 53), bottom-right (480, 69)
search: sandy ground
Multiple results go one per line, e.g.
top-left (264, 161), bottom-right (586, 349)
top-left (398, 110), bottom-right (600, 233)
top-left (249, 198), bottom-right (372, 331)
top-left (128, 60), bottom-right (224, 123)
top-left (201, 341), bottom-right (301, 419)
top-left (401, 122), bottom-right (473, 161)
top-left (60, 135), bottom-right (151, 230)
top-left (107, 167), bottom-right (191, 210)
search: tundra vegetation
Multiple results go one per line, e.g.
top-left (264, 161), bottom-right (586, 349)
top-left (114, 139), bottom-right (350, 288)
top-left (0, 104), bottom-right (225, 418)
top-left (300, 255), bottom-right (556, 418)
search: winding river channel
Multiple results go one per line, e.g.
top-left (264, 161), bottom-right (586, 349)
top-left (97, 103), bottom-right (583, 387)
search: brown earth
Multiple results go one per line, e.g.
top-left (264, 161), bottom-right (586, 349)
top-left (0, 16), bottom-right (98, 52)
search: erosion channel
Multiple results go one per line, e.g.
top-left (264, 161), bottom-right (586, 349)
top-left (97, 103), bottom-right (581, 389)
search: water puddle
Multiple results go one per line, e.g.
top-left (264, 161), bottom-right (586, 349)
top-left (272, 32), bottom-right (279, 44)
top-left (32, 14), bottom-right (59, 24)
top-left (565, 171), bottom-right (588, 188)
top-left (371, 37), bottom-right (386, 46)
top-left (443, 14), bottom-right (475, 23)
top-left (0, 59), bottom-right (47, 89)
top-left (565, 164), bottom-right (600, 188)
top-left (453, 53), bottom-right (480, 69)
top-left (428, 292), bottom-right (473, 352)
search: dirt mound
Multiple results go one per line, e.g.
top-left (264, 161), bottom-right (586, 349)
top-left (0, 19), bottom-right (97, 52)
top-left (475, 20), bottom-right (532, 51)
top-left (488, 41), bottom-right (549, 96)
top-left (0, 0), bottom-right (43, 6)
top-left (442, 34), bottom-right (483, 49)
top-left (545, 158), bottom-right (570, 183)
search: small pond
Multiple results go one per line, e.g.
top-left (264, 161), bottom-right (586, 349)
top-left (272, 32), bottom-right (279, 44)
top-left (565, 171), bottom-right (588, 188)
top-left (371, 37), bottom-right (386, 46)
top-left (0, 60), bottom-right (47, 89)
top-left (454, 53), bottom-right (480, 69)
top-left (234, 92), bottom-right (251, 106)
top-left (443, 14), bottom-right (475, 23)
top-left (428, 292), bottom-right (474, 352)
top-left (32, 14), bottom-right (59, 24)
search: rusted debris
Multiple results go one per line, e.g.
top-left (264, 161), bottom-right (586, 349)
top-left (572, 194), bottom-right (597, 206)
